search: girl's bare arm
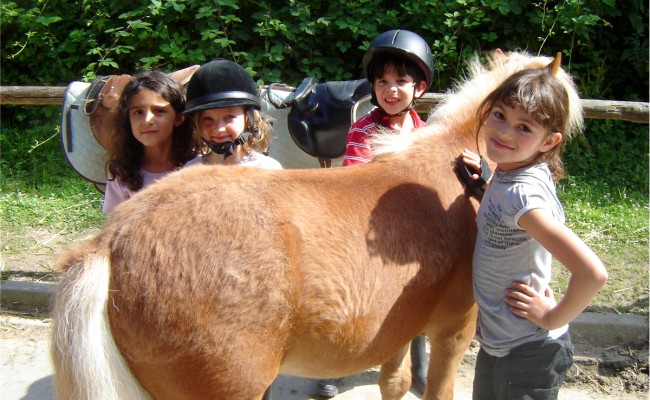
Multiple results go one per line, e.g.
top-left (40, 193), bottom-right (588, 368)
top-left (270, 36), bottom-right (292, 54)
top-left (506, 208), bottom-right (608, 330)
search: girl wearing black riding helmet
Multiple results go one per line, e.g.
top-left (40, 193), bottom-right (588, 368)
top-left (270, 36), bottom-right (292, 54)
top-left (183, 58), bottom-right (280, 400)
top-left (184, 58), bottom-right (282, 169)
top-left (319, 29), bottom-right (433, 399)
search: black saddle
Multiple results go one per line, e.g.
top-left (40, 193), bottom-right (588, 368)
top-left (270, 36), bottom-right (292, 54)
top-left (269, 78), bottom-right (371, 160)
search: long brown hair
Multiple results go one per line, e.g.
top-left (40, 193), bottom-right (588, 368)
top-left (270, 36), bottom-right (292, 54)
top-left (107, 71), bottom-right (198, 191)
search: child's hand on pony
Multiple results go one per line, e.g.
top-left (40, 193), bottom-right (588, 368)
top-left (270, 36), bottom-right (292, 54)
top-left (458, 148), bottom-right (492, 197)
top-left (461, 148), bottom-right (484, 179)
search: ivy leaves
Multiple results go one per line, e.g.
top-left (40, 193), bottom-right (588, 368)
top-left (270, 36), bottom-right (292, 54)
top-left (1, 0), bottom-right (647, 106)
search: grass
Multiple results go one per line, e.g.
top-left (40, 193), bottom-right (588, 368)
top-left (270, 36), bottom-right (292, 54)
top-left (555, 176), bottom-right (649, 315)
top-left (1, 181), bottom-right (106, 256)
top-left (1, 109), bottom-right (107, 235)
top-left (1, 110), bottom-right (108, 279)
top-left (1, 113), bottom-right (648, 316)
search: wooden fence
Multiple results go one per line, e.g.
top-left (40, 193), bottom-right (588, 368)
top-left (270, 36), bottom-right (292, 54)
top-left (0, 86), bottom-right (648, 124)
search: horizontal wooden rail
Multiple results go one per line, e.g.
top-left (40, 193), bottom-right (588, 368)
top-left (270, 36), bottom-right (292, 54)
top-left (1, 86), bottom-right (648, 124)
top-left (1, 86), bottom-right (66, 105)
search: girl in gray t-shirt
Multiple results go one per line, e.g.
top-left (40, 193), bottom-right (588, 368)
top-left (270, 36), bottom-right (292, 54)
top-left (460, 54), bottom-right (607, 400)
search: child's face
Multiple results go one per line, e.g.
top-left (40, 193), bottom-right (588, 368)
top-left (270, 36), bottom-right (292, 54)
top-left (196, 106), bottom-right (247, 143)
top-left (128, 88), bottom-right (184, 149)
top-left (483, 101), bottom-right (562, 171)
top-left (372, 65), bottom-right (427, 115)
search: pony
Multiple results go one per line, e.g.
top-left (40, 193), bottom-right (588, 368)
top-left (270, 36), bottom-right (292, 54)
top-left (51, 50), bottom-right (582, 400)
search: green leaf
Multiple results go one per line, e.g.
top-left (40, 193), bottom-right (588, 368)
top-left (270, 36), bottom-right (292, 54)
top-left (36, 15), bottom-right (62, 26)
top-left (128, 20), bottom-right (152, 30)
top-left (216, 0), bottom-right (240, 9)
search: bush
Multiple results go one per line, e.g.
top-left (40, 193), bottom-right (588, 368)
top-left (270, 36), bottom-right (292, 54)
top-left (564, 119), bottom-right (649, 194)
top-left (1, 1), bottom-right (647, 202)
top-left (2, 0), bottom-right (647, 103)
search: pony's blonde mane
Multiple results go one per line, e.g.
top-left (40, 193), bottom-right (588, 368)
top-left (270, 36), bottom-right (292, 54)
top-left (372, 50), bottom-right (583, 156)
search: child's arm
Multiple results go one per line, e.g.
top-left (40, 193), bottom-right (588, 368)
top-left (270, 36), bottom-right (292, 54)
top-left (505, 208), bottom-right (608, 330)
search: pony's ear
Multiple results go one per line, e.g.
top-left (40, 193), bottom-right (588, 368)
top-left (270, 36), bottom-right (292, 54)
top-left (493, 49), bottom-right (507, 59)
top-left (547, 52), bottom-right (562, 76)
top-left (168, 65), bottom-right (200, 85)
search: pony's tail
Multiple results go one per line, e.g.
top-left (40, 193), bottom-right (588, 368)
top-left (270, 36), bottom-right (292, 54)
top-left (51, 251), bottom-right (152, 400)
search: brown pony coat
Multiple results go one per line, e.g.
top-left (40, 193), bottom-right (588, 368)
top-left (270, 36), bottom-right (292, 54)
top-left (52, 50), bottom-right (581, 400)
top-left (102, 159), bottom-right (476, 399)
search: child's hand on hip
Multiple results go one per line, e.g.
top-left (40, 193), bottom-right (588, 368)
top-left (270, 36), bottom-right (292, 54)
top-left (505, 281), bottom-right (556, 330)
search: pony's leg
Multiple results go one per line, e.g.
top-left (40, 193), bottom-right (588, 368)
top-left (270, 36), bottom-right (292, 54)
top-left (378, 344), bottom-right (412, 400)
top-left (422, 308), bottom-right (477, 400)
top-left (410, 335), bottom-right (428, 394)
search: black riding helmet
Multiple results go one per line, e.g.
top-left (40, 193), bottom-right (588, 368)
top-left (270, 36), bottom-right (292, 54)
top-left (184, 59), bottom-right (261, 157)
top-left (184, 58), bottom-right (260, 114)
top-left (362, 29), bottom-right (434, 115)
top-left (363, 29), bottom-right (434, 90)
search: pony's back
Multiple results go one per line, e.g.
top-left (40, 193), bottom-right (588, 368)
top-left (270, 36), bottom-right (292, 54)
top-left (373, 50), bottom-right (583, 159)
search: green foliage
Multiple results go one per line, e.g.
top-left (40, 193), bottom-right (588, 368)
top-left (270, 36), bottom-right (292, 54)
top-left (1, 182), bottom-right (106, 232)
top-left (555, 173), bottom-right (649, 315)
top-left (564, 119), bottom-right (649, 193)
top-left (2, 0), bottom-right (647, 102)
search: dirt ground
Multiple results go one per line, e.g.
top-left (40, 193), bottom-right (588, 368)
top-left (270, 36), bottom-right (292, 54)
top-left (0, 313), bottom-right (647, 400)
top-left (1, 228), bottom-right (648, 399)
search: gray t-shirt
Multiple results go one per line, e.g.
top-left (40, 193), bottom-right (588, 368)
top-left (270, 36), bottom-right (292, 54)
top-left (473, 163), bottom-right (568, 357)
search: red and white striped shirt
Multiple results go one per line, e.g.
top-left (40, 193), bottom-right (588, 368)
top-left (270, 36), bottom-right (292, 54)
top-left (342, 108), bottom-right (425, 166)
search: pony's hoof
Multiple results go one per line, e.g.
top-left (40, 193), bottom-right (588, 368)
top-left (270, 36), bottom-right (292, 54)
top-left (317, 379), bottom-right (340, 398)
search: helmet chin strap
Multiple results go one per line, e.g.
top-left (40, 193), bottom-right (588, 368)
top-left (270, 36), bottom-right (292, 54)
top-left (205, 134), bottom-right (247, 159)
top-left (204, 109), bottom-right (258, 159)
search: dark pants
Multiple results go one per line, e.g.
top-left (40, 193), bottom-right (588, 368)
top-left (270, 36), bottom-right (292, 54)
top-left (473, 332), bottom-right (573, 400)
